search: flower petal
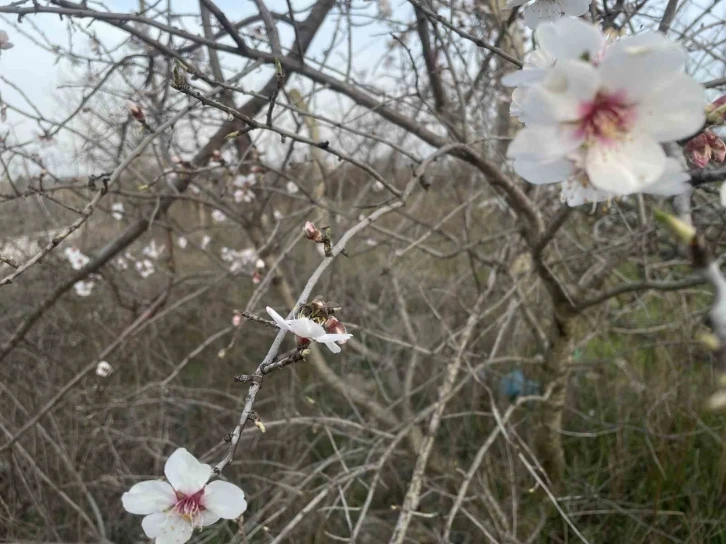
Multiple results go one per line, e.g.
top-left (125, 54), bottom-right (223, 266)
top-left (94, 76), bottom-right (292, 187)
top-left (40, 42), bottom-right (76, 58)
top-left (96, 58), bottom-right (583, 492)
top-left (322, 341), bottom-right (342, 353)
top-left (523, 0), bottom-right (562, 30)
top-left (585, 132), bottom-right (666, 194)
top-left (122, 480), bottom-right (177, 515)
top-left (536, 17), bottom-right (604, 60)
top-left (502, 68), bottom-right (548, 88)
top-left (561, 0), bottom-right (591, 16)
top-left (200, 510), bottom-right (221, 527)
top-left (513, 157), bottom-right (575, 184)
top-left (518, 61), bottom-right (599, 124)
top-left (315, 333), bottom-right (353, 343)
top-left (507, 125), bottom-right (582, 162)
top-left (164, 448), bottom-right (212, 496)
top-left (642, 158), bottom-right (690, 196)
top-left (634, 73), bottom-right (706, 142)
top-left (142, 512), bottom-right (194, 544)
top-left (287, 318), bottom-right (327, 339)
top-left (266, 307), bottom-right (292, 332)
top-left (202, 481), bottom-right (248, 520)
top-left (560, 181), bottom-right (612, 207)
top-left (599, 38), bottom-right (690, 103)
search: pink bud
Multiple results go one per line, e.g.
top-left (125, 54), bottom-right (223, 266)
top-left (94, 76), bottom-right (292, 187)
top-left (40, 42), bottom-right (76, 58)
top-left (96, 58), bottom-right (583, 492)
top-left (304, 221), bottom-right (324, 243)
top-left (232, 312), bottom-right (242, 327)
top-left (685, 132), bottom-right (712, 168)
top-left (125, 100), bottom-right (145, 122)
top-left (324, 317), bottom-right (348, 344)
top-left (706, 130), bottom-right (726, 163)
top-left (252, 270), bottom-right (262, 284)
top-left (712, 95), bottom-right (726, 109)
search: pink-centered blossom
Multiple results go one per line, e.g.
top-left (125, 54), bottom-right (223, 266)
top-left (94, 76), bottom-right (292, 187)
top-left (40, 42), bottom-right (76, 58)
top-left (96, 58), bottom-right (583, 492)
top-left (506, 18), bottom-right (705, 203)
top-left (122, 448), bottom-right (247, 544)
top-left (266, 307), bottom-right (352, 354)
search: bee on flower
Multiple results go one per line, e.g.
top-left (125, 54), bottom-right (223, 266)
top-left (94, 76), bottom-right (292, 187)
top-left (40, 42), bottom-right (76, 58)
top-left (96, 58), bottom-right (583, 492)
top-left (266, 297), bottom-right (352, 353)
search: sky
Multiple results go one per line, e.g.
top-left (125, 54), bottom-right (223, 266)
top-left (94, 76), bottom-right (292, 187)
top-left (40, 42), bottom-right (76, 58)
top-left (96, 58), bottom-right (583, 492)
top-left (0, 0), bottom-right (402, 176)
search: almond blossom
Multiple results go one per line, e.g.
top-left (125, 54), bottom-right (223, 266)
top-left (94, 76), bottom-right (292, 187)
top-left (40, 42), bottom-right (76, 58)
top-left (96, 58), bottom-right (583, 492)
top-left (111, 202), bottom-right (124, 221)
top-left (506, 18), bottom-right (705, 203)
top-left (211, 209), bottom-right (226, 222)
top-left (73, 280), bottom-right (94, 297)
top-left (64, 247), bottom-right (90, 270)
top-left (122, 448), bottom-right (247, 544)
top-left (233, 174), bottom-right (256, 203)
top-left (266, 307), bottom-right (352, 353)
top-left (506, 0), bottom-right (590, 29)
top-left (96, 361), bottom-right (113, 377)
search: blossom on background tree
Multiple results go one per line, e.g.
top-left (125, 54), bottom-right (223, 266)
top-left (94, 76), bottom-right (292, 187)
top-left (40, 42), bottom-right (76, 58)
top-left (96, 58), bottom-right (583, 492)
top-left (266, 307), bottom-right (352, 353)
top-left (506, 0), bottom-right (590, 29)
top-left (96, 361), bottom-right (113, 377)
top-left (111, 202), bottom-right (124, 221)
top-left (122, 448), bottom-right (247, 544)
top-left (505, 18), bottom-right (706, 206)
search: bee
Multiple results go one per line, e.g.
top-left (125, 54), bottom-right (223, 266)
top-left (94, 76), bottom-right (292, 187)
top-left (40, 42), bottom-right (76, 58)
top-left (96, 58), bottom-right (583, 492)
top-left (299, 296), bottom-right (342, 324)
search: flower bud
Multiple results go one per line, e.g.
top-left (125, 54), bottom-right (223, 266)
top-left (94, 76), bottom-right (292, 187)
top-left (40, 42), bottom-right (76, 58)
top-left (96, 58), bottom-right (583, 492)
top-left (252, 270), bottom-right (262, 284)
top-left (254, 419), bottom-right (266, 433)
top-left (706, 131), bottom-right (726, 163)
top-left (685, 132), bottom-right (712, 168)
top-left (211, 149), bottom-right (222, 162)
top-left (125, 100), bottom-right (145, 122)
top-left (304, 221), bottom-right (324, 243)
top-left (324, 317), bottom-right (348, 344)
top-left (706, 94), bottom-right (726, 124)
top-left (232, 311), bottom-right (242, 327)
top-left (653, 209), bottom-right (696, 244)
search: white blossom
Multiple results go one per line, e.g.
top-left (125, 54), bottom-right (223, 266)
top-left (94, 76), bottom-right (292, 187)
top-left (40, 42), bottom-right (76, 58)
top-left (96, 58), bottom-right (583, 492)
top-left (142, 240), bottom-right (165, 260)
top-left (201, 235), bottom-right (211, 250)
top-left (221, 247), bottom-right (257, 273)
top-left (177, 236), bottom-right (188, 249)
top-left (233, 174), bottom-right (256, 188)
top-left (266, 307), bottom-right (352, 354)
top-left (136, 259), bottom-right (155, 278)
top-left (96, 361), bottom-right (113, 377)
top-left (506, 19), bottom-right (705, 204)
top-left (122, 448), bottom-right (247, 544)
top-left (211, 209), bottom-right (226, 222)
top-left (115, 257), bottom-right (128, 270)
top-left (73, 280), bottom-right (94, 297)
top-left (64, 247), bottom-right (89, 270)
top-left (285, 181), bottom-right (299, 194)
top-left (111, 202), bottom-right (124, 221)
top-left (273, 209), bottom-right (283, 221)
